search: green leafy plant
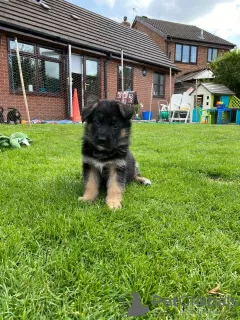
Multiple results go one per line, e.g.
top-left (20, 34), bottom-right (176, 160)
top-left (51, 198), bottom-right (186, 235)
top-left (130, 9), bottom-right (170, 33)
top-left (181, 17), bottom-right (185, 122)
top-left (210, 48), bottom-right (240, 97)
top-left (133, 102), bottom-right (143, 115)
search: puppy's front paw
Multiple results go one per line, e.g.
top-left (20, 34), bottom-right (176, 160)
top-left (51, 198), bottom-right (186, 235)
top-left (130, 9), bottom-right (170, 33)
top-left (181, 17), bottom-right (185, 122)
top-left (106, 198), bottom-right (122, 210)
top-left (78, 195), bottom-right (96, 202)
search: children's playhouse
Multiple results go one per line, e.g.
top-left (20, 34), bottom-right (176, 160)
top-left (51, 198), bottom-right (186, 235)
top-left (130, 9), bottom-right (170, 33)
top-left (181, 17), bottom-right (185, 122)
top-left (190, 83), bottom-right (240, 124)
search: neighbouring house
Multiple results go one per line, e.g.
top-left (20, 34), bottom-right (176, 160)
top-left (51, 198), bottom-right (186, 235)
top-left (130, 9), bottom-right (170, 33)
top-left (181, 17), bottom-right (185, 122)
top-left (0, 0), bottom-right (179, 121)
top-left (132, 17), bottom-right (235, 92)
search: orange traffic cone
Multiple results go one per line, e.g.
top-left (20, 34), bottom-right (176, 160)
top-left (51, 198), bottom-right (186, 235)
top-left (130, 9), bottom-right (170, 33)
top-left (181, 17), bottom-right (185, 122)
top-left (71, 88), bottom-right (81, 122)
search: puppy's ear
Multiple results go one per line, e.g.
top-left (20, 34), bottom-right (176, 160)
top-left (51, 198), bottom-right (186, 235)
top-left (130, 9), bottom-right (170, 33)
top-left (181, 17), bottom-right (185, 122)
top-left (82, 101), bottom-right (99, 122)
top-left (116, 102), bottom-right (134, 120)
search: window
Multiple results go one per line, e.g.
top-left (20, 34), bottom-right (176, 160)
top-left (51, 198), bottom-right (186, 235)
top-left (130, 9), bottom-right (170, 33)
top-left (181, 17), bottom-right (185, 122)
top-left (153, 73), bottom-right (165, 97)
top-left (118, 65), bottom-right (133, 91)
top-left (175, 44), bottom-right (197, 63)
top-left (208, 48), bottom-right (218, 62)
top-left (8, 40), bottom-right (62, 95)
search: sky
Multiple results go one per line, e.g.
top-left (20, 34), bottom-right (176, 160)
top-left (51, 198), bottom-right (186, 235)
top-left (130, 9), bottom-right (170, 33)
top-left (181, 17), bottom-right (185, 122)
top-left (66, 0), bottom-right (240, 48)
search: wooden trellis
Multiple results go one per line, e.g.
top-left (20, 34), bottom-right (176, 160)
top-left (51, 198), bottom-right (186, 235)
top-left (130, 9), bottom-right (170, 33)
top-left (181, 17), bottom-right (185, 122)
top-left (229, 95), bottom-right (240, 108)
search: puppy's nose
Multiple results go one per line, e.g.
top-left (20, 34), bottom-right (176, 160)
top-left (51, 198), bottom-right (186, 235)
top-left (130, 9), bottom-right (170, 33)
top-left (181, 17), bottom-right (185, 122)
top-left (98, 136), bottom-right (107, 143)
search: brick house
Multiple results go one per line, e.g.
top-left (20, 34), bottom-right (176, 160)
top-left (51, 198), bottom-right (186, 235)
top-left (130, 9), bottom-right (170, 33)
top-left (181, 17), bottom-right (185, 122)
top-left (0, 0), bottom-right (179, 121)
top-left (132, 17), bottom-right (235, 81)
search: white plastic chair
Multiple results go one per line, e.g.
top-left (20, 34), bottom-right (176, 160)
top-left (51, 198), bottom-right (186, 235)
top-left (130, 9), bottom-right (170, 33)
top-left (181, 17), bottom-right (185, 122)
top-left (171, 93), bottom-right (192, 123)
top-left (158, 94), bottom-right (182, 119)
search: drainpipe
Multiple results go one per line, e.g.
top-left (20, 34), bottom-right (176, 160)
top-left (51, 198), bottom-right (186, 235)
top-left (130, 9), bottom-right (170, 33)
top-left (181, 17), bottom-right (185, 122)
top-left (68, 44), bottom-right (72, 118)
top-left (104, 60), bottom-right (108, 99)
top-left (169, 66), bottom-right (172, 123)
top-left (121, 48), bottom-right (124, 102)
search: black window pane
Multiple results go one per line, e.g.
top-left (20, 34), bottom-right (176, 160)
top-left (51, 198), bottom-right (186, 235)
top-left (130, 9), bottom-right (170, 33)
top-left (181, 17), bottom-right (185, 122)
top-left (208, 48), bottom-right (212, 62)
top-left (212, 49), bottom-right (218, 61)
top-left (175, 44), bottom-right (182, 61)
top-left (39, 60), bottom-right (60, 93)
top-left (154, 73), bottom-right (159, 85)
top-left (154, 84), bottom-right (159, 96)
top-left (153, 73), bottom-right (164, 97)
top-left (10, 40), bottom-right (34, 53)
top-left (118, 66), bottom-right (123, 75)
top-left (160, 85), bottom-right (164, 96)
top-left (160, 75), bottom-right (164, 85)
top-left (8, 54), bottom-right (36, 91)
top-left (39, 47), bottom-right (60, 59)
top-left (86, 60), bottom-right (98, 77)
top-left (182, 45), bottom-right (190, 63)
top-left (190, 46), bottom-right (197, 63)
top-left (118, 65), bottom-right (133, 91)
top-left (125, 66), bottom-right (132, 78)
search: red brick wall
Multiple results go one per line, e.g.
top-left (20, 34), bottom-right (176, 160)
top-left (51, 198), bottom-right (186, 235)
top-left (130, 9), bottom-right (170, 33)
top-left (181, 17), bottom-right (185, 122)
top-left (133, 22), bottom-right (230, 76)
top-left (0, 33), bottom-right (66, 120)
top-left (106, 60), bottom-right (175, 118)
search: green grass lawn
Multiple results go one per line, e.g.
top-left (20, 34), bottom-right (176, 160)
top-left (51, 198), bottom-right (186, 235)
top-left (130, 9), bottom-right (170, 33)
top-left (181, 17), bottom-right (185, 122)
top-left (1, 123), bottom-right (240, 320)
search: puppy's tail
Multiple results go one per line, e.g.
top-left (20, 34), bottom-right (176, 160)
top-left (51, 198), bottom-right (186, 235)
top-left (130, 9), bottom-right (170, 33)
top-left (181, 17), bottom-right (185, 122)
top-left (134, 162), bottom-right (151, 186)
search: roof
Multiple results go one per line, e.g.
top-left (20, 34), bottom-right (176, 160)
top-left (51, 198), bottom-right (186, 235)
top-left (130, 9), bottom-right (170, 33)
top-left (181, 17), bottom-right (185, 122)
top-left (176, 69), bottom-right (214, 83)
top-left (133, 17), bottom-right (235, 48)
top-left (191, 83), bottom-right (235, 95)
top-left (0, 0), bottom-right (178, 71)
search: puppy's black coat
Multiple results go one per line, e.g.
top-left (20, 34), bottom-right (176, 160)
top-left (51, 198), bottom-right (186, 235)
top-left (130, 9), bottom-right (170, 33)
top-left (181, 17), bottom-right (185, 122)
top-left (79, 99), bottom-right (151, 209)
top-left (7, 108), bottom-right (21, 124)
top-left (0, 107), bottom-right (4, 123)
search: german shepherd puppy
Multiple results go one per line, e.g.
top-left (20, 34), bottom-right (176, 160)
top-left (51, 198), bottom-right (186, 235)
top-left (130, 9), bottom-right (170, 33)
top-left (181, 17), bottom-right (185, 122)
top-left (79, 99), bottom-right (151, 209)
top-left (0, 107), bottom-right (4, 123)
top-left (7, 108), bottom-right (21, 124)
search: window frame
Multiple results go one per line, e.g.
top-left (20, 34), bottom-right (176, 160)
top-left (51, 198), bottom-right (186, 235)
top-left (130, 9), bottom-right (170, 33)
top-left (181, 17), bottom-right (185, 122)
top-left (117, 65), bottom-right (133, 91)
top-left (175, 44), bottom-right (198, 64)
top-left (8, 38), bottom-right (64, 96)
top-left (153, 72), bottom-right (165, 98)
top-left (207, 48), bottom-right (218, 62)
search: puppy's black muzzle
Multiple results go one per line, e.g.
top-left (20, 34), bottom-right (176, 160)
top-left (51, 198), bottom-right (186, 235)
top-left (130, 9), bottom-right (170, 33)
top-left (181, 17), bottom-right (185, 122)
top-left (98, 135), bottom-right (107, 144)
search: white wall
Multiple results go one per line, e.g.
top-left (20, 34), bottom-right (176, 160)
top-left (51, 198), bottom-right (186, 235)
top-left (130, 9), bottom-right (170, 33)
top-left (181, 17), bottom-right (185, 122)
top-left (191, 86), bottom-right (212, 110)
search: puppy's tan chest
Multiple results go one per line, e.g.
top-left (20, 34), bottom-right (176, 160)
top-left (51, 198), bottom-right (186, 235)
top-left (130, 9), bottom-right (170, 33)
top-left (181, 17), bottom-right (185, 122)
top-left (83, 156), bottom-right (126, 172)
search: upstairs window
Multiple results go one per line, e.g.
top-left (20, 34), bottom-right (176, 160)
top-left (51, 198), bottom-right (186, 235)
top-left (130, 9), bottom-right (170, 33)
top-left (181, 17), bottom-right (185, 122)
top-left (175, 44), bottom-right (197, 64)
top-left (208, 48), bottom-right (218, 62)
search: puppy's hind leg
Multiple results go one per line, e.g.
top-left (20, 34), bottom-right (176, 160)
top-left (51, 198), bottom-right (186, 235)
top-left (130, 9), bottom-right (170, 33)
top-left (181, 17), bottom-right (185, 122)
top-left (133, 162), bottom-right (151, 186)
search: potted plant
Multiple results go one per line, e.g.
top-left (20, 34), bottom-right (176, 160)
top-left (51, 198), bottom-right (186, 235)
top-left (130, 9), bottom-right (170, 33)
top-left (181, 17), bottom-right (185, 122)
top-left (133, 103), bottom-right (143, 119)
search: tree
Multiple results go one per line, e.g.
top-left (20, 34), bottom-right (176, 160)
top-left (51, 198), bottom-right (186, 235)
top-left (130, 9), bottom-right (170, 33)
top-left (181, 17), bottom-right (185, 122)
top-left (210, 48), bottom-right (240, 97)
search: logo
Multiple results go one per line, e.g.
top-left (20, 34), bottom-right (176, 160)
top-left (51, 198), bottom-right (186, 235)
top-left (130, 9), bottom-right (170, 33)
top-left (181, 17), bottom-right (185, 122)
top-left (127, 292), bottom-right (239, 317)
top-left (127, 292), bottom-right (149, 317)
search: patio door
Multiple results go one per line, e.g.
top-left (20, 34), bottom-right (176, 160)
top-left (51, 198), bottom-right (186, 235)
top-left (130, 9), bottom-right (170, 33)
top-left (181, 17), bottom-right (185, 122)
top-left (71, 54), bottom-right (83, 114)
top-left (83, 57), bottom-right (100, 106)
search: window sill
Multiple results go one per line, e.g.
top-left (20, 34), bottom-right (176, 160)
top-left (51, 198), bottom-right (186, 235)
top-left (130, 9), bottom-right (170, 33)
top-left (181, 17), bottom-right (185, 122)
top-left (174, 61), bottom-right (197, 65)
top-left (10, 90), bottom-right (63, 97)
